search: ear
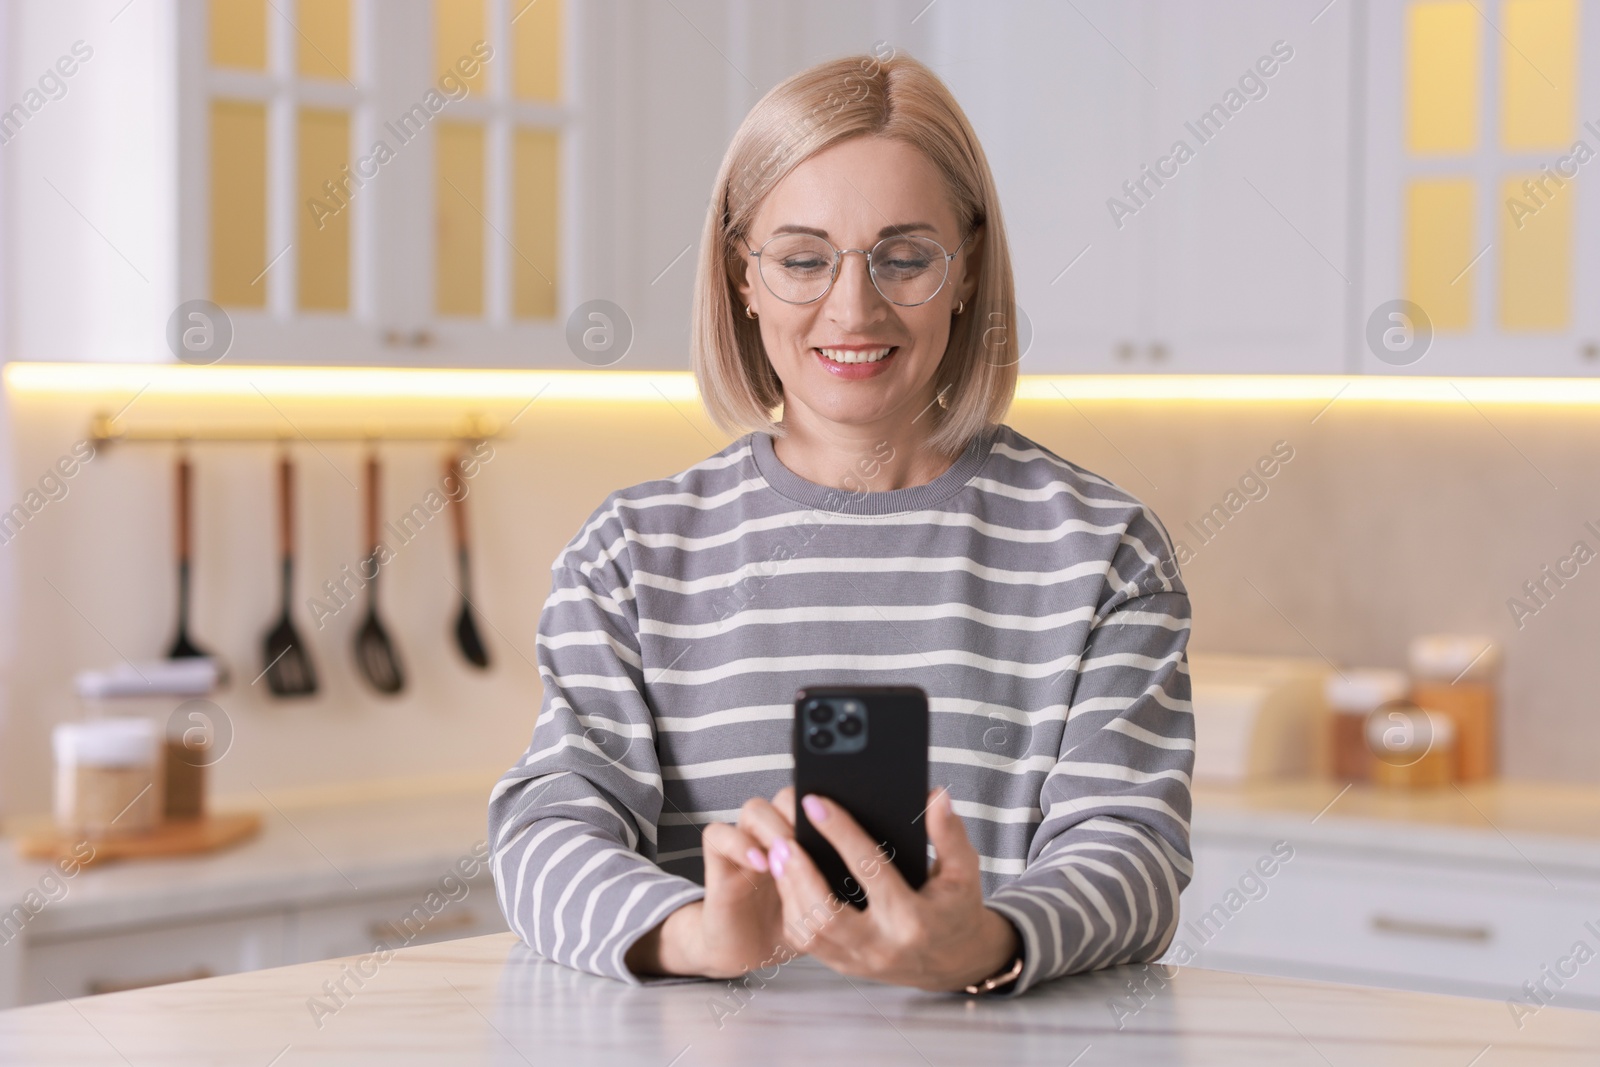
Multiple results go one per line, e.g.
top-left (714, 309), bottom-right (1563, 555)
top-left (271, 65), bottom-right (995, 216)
top-left (732, 244), bottom-right (758, 313)
top-left (952, 224), bottom-right (984, 305)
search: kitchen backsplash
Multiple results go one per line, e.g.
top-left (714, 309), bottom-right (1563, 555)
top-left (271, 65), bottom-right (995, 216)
top-left (3, 383), bottom-right (1596, 816)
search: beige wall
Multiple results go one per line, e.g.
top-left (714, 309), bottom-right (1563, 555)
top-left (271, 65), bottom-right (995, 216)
top-left (3, 386), bottom-right (1594, 819)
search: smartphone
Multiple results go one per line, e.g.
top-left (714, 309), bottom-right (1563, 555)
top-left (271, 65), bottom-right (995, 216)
top-left (792, 685), bottom-right (929, 909)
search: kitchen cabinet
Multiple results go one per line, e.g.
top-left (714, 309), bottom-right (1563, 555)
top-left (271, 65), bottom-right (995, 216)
top-left (1180, 817), bottom-right (1600, 1011)
top-left (930, 0), bottom-right (1354, 374)
top-left (1357, 0), bottom-right (1600, 376)
top-left (9, 875), bottom-right (507, 1007)
top-left (20, 909), bottom-right (292, 1002)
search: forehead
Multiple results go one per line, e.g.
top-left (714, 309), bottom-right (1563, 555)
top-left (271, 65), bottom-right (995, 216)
top-left (751, 135), bottom-right (959, 239)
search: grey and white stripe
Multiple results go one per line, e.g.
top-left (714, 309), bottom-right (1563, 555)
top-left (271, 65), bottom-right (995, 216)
top-left (489, 424), bottom-right (1194, 994)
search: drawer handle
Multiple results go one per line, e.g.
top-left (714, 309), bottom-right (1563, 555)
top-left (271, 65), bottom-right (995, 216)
top-left (368, 909), bottom-right (478, 943)
top-left (1370, 915), bottom-right (1492, 942)
top-left (88, 967), bottom-right (213, 996)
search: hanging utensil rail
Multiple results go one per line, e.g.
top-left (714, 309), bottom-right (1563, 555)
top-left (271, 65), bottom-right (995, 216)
top-left (87, 412), bottom-right (504, 445)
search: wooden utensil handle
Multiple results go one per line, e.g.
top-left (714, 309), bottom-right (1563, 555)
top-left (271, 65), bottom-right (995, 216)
top-left (175, 455), bottom-right (192, 562)
top-left (278, 456), bottom-right (293, 557)
top-left (366, 453), bottom-right (380, 552)
top-left (446, 454), bottom-right (468, 550)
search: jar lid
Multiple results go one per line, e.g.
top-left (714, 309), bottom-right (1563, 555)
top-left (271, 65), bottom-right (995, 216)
top-left (53, 718), bottom-right (160, 767)
top-left (1325, 669), bottom-right (1409, 713)
top-left (1409, 635), bottom-right (1500, 682)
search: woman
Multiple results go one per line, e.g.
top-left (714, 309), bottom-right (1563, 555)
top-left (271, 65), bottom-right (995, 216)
top-left (489, 51), bottom-right (1193, 997)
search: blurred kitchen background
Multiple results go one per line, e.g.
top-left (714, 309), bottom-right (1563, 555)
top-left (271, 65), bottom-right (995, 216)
top-left (2, 0), bottom-right (1599, 1017)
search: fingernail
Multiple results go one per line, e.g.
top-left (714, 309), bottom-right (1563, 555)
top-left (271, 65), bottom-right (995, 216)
top-left (802, 795), bottom-right (827, 823)
top-left (746, 847), bottom-right (769, 873)
top-left (769, 846), bottom-right (787, 879)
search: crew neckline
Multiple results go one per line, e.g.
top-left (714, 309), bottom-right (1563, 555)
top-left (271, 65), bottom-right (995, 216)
top-left (750, 425), bottom-right (1000, 515)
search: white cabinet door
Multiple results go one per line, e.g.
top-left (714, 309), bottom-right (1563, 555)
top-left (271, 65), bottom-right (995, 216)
top-left (932, 0), bottom-right (1353, 375)
top-left (930, 0), bottom-right (1150, 375)
top-left (1181, 837), bottom-right (1600, 1010)
top-left (20, 910), bottom-right (292, 1005)
top-left (1358, 0), bottom-right (1600, 376)
top-left (289, 881), bottom-right (507, 964)
top-left (1141, 0), bottom-right (1353, 373)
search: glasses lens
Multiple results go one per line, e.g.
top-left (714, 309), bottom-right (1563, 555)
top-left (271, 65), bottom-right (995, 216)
top-left (759, 235), bottom-right (835, 303)
top-left (872, 236), bottom-right (948, 305)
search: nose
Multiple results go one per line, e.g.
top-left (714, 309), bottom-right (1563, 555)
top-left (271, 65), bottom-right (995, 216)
top-left (825, 249), bottom-right (888, 325)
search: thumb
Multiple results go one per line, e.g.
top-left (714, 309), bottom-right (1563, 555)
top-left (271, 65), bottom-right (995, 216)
top-left (925, 787), bottom-right (978, 881)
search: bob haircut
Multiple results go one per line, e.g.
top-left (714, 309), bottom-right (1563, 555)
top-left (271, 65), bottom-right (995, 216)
top-left (691, 50), bottom-right (1017, 457)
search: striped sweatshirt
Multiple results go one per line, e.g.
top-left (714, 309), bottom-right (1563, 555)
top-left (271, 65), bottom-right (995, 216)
top-left (488, 423), bottom-right (1195, 995)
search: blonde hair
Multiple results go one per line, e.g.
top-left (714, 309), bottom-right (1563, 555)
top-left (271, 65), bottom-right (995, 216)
top-left (691, 49), bottom-right (1017, 457)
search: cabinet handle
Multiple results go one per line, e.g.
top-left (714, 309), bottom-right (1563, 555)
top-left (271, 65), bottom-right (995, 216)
top-left (1148, 342), bottom-right (1169, 361)
top-left (368, 909), bottom-right (478, 943)
top-left (88, 967), bottom-right (213, 996)
top-left (1582, 341), bottom-right (1599, 362)
top-left (1369, 915), bottom-right (1491, 942)
top-left (1114, 341), bottom-right (1136, 361)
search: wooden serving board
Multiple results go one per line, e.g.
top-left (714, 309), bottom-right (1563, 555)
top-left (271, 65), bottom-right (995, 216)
top-left (14, 812), bottom-right (262, 867)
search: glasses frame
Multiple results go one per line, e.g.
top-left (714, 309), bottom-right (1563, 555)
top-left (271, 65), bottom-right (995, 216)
top-left (746, 229), bottom-right (974, 307)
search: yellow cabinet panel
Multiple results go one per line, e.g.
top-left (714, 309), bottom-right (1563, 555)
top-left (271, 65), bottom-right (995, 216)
top-left (513, 128), bottom-right (559, 319)
top-left (436, 0), bottom-right (488, 95)
top-left (436, 122), bottom-right (486, 316)
top-left (298, 108), bottom-right (352, 312)
top-left (1500, 0), bottom-right (1578, 151)
top-left (1407, 2), bottom-right (1481, 154)
top-left (297, 0), bottom-right (353, 83)
top-left (210, 0), bottom-right (267, 70)
top-left (210, 100), bottom-right (269, 308)
top-left (1500, 173), bottom-right (1572, 330)
top-left (513, 0), bottom-right (562, 101)
top-left (1405, 177), bottom-right (1476, 330)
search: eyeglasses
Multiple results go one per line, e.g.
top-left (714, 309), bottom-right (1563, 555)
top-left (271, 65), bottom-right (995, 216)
top-left (747, 230), bottom-right (972, 307)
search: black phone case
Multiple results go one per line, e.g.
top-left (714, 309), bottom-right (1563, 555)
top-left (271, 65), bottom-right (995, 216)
top-left (793, 685), bottom-right (929, 909)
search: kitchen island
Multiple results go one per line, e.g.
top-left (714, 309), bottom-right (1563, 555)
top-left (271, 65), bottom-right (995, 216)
top-left (0, 930), bottom-right (1596, 1065)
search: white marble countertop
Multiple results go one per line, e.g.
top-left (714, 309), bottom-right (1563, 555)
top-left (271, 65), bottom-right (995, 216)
top-left (0, 782), bottom-right (496, 938)
top-left (7, 777), bottom-right (1599, 942)
top-left (1, 931), bottom-right (1596, 1065)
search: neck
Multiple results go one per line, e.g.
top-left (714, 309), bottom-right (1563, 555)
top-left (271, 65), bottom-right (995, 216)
top-left (770, 395), bottom-right (959, 492)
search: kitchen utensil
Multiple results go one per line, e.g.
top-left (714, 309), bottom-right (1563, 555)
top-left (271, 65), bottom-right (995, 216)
top-left (262, 455), bottom-right (319, 697)
top-left (167, 455), bottom-right (215, 664)
top-left (447, 454), bottom-right (490, 669)
top-left (353, 453), bottom-right (405, 694)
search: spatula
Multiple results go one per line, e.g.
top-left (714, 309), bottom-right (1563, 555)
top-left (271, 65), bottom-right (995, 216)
top-left (167, 453), bottom-right (214, 664)
top-left (262, 455), bottom-right (318, 698)
top-left (353, 453), bottom-right (405, 695)
top-left (446, 454), bottom-right (490, 669)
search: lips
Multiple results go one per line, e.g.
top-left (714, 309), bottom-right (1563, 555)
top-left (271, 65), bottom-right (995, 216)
top-left (812, 345), bottom-right (899, 380)
top-left (816, 346), bottom-right (895, 365)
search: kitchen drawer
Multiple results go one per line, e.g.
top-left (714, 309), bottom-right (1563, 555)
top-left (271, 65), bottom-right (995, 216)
top-left (289, 878), bottom-right (506, 964)
top-left (1179, 840), bottom-right (1600, 1006)
top-left (21, 910), bottom-right (291, 1006)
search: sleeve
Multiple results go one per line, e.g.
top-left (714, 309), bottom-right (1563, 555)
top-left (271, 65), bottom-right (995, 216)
top-left (984, 505), bottom-right (1195, 996)
top-left (487, 503), bottom-right (706, 985)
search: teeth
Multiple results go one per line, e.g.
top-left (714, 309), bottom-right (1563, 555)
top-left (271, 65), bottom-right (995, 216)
top-left (818, 347), bottom-right (893, 364)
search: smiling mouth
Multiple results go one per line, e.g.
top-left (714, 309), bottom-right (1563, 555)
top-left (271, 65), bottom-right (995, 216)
top-left (816, 346), bottom-right (897, 365)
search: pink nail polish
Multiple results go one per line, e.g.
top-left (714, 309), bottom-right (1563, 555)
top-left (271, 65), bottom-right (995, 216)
top-left (769, 848), bottom-right (786, 879)
top-left (802, 795), bottom-right (827, 822)
top-left (746, 847), bottom-right (769, 872)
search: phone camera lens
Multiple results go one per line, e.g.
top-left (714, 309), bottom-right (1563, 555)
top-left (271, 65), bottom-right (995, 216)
top-left (837, 715), bottom-right (863, 737)
top-left (807, 703), bottom-right (835, 724)
top-left (842, 700), bottom-right (863, 715)
top-left (810, 727), bottom-right (835, 749)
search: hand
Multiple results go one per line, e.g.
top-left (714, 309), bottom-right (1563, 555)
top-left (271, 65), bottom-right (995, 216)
top-left (625, 789), bottom-right (798, 979)
top-left (764, 787), bottom-right (1021, 992)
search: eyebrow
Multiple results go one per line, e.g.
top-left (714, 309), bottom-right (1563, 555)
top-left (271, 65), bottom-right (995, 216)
top-left (771, 222), bottom-right (940, 240)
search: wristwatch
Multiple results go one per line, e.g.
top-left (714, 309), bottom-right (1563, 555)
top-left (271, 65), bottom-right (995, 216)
top-left (962, 951), bottom-right (1024, 995)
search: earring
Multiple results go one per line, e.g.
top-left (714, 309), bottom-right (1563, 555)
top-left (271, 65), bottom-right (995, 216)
top-left (745, 304), bottom-right (758, 319)
top-left (953, 300), bottom-right (965, 316)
